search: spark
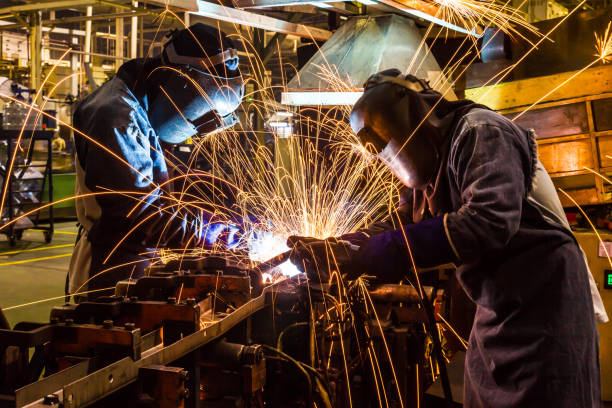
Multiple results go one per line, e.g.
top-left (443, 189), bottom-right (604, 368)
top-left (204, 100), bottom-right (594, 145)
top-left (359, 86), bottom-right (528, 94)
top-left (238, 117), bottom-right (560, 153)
top-left (0, 12), bottom-right (592, 408)
top-left (2, 286), bottom-right (115, 311)
top-left (595, 21), bottom-right (612, 64)
top-left (474, 0), bottom-right (588, 102)
top-left (513, 21), bottom-right (612, 121)
top-left (427, 0), bottom-right (540, 41)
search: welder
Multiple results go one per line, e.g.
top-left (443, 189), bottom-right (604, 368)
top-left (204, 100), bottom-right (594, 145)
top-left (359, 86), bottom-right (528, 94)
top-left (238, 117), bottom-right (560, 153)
top-left (288, 69), bottom-right (605, 407)
top-left (67, 24), bottom-right (244, 299)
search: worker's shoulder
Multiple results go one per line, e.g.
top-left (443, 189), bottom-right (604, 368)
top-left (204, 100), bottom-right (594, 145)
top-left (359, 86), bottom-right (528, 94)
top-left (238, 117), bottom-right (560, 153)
top-left (74, 76), bottom-right (142, 128)
top-left (457, 108), bottom-right (517, 133)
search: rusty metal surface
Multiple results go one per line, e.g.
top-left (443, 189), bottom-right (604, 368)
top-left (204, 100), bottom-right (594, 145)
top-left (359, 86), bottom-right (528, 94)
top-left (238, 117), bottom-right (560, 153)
top-left (599, 137), bottom-right (612, 168)
top-left (538, 139), bottom-right (594, 174)
top-left (50, 286), bottom-right (275, 408)
top-left (509, 103), bottom-right (589, 139)
top-left (592, 98), bottom-right (612, 132)
top-left (140, 365), bottom-right (188, 408)
top-left (52, 324), bottom-right (142, 361)
top-left (116, 272), bottom-right (251, 302)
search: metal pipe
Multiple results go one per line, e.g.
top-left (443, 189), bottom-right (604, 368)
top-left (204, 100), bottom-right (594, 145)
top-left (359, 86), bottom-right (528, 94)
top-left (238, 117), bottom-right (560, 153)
top-left (115, 13), bottom-right (124, 70)
top-left (204, 340), bottom-right (263, 368)
top-left (84, 6), bottom-right (92, 64)
top-left (47, 46), bottom-right (125, 60)
top-left (29, 11), bottom-right (42, 94)
top-left (130, 1), bottom-right (138, 59)
top-left (369, 284), bottom-right (433, 303)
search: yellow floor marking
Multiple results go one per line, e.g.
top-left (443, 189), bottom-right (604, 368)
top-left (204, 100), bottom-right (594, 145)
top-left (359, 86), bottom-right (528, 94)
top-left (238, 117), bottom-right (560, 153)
top-left (30, 229), bottom-right (78, 235)
top-left (0, 244), bottom-right (74, 256)
top-left (0, 252), bottom-right (72, 266)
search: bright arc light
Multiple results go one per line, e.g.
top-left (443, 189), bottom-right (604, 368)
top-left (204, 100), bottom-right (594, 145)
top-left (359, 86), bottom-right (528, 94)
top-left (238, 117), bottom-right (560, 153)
top-left (248, 231), bottom-right (301, 277)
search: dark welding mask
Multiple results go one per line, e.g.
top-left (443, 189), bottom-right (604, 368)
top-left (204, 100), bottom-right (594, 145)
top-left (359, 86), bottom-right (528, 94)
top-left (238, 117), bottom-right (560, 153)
top-left (149, 29), bottom-right (244, 144)
top-left (350, 71), bottom-right (441, 190)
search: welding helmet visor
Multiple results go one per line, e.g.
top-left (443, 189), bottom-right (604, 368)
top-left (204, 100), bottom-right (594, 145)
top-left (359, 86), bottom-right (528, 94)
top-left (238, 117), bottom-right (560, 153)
top-left (350, 71), bottom-right (440, 189)
top-left (149, 32), bottom-right (244, 144)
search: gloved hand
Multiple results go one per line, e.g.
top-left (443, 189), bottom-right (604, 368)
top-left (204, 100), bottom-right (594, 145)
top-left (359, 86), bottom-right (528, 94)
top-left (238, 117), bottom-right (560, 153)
top-left (286, 236), bottom-right (360, 282)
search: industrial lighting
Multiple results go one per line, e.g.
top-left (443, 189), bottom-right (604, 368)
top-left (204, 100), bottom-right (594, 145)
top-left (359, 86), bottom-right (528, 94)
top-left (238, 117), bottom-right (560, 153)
top-left (237, 0), bottom-right (332, 7)
top-left (268, 121), bottom-right (292, 128)
top-left (401, 9), bottom-right (482, 37)
top-left (281, 91), bottom-right (363, 106)
top-left (267, 121), bottom-right (293, 138)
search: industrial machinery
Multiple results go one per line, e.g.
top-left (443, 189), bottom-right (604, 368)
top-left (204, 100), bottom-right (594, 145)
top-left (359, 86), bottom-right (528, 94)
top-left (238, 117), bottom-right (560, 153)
top-left (0, 255), bottom-right (456, 408)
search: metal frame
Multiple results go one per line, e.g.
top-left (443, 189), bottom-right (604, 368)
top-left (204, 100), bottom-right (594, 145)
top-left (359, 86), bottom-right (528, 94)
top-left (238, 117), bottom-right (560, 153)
top-left (0, 130), bottom-right (54, 245)
top-left (19, 286), bottom-right (275, 408)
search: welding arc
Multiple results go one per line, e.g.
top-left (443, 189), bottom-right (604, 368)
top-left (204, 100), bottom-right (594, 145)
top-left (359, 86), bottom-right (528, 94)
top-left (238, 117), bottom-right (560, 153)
top-left (250, 249), bottom-right (293, 273)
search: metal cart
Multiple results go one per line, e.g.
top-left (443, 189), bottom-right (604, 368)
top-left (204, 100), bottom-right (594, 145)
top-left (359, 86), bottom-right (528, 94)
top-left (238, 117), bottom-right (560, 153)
top-left (0, 129), bottom-right (54, 246)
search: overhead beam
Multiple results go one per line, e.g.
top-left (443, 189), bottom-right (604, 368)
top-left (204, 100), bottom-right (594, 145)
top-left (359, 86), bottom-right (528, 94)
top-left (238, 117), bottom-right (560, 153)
top-left (0, 0), bottom-right (100, 15)
top-left (233, 0), bottom-right (437, 14)
top-left (235, 0), bottom-right (330, 8)
top-left (373, 0), bottom-right (481, 35)
top-left (0, 11), bottom-right (151, 30)
top-left (234, 0), bottom-right (480, 35)
top-left (260, 12), bottom-right (302, 63)
top-left (147, 0), bottom-right (332, 41)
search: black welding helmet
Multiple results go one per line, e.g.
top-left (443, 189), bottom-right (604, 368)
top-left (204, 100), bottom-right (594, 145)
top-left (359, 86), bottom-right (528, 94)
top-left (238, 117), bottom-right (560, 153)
top-left (350, 69), bottom-right (443, 190)
top-left (149, 23), bottom-right (244, 144)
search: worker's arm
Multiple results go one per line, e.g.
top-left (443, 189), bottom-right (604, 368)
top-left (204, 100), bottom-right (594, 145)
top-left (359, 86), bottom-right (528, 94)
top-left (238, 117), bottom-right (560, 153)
top-left (354, 122), bottom-right (528, 280)
top-left (76, 99), bottom-right (231, 249)
top-left (443, 123), bottom-right (527, 264)
top-left (339, 188), bottom-right (414, 246)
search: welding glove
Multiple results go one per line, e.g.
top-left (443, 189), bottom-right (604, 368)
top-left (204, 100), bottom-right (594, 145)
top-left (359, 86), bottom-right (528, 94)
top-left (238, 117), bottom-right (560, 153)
top-left (286, 236), bottom-right (360, 283)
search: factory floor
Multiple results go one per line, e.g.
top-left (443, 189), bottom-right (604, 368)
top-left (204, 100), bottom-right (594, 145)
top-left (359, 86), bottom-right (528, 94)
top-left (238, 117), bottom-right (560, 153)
top-left (0, 221), bottom-right (77, 328)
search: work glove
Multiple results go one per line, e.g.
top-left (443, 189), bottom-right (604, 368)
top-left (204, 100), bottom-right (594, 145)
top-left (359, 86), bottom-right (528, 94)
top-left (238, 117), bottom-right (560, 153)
top-left (286, 236), bottom-right (360, 283)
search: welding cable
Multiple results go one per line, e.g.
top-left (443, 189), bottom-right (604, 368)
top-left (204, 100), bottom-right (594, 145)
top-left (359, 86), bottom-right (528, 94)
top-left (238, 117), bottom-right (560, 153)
top-left (261, 344), bottom-right (314, 408)
top-left (276, 321), bottom-right (309, 352)
top-left (419, 286), bottom-right (453, 407)
top-left (262, 344), bottom-right (333, 408)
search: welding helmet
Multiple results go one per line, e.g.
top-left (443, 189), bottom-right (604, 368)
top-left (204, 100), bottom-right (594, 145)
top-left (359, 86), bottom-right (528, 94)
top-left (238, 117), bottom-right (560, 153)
top-left (148, 23), bottom-right (244, 144)
top-left (350, 69), bottom-right (442, 190)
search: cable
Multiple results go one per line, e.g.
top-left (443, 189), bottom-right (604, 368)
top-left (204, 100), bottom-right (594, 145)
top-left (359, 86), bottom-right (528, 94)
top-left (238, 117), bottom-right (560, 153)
top-left (263, 344), bottom-right (335, 408)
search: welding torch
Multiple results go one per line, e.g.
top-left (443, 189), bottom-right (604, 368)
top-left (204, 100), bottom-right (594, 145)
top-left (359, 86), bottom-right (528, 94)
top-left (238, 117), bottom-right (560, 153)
top-left (250, 249), bottom-right (293, 275)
